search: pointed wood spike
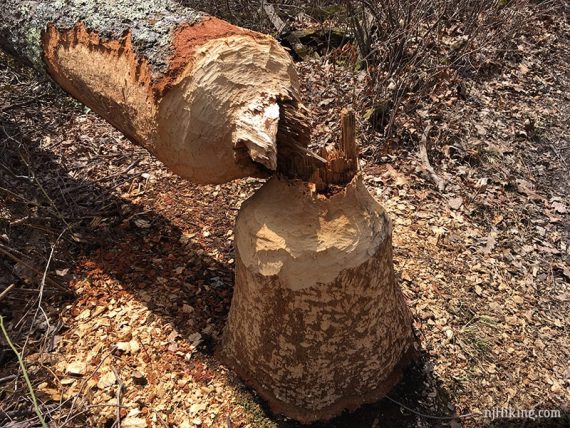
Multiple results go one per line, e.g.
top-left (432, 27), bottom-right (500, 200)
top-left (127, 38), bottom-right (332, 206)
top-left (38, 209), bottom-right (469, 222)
top-left (341, 108), bottom-right (357, 162)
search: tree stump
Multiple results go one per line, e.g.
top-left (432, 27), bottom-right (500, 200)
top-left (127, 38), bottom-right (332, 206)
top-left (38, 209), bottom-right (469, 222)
top-left (221, 110), bottom-right (416, 423)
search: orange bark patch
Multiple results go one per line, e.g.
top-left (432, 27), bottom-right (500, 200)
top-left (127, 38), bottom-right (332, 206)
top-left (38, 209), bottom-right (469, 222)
top-left (155, 16), bottom-right (262, 94)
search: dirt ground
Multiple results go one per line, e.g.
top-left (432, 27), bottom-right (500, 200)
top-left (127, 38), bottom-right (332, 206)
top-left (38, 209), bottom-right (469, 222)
top-left (1, 6), bottom-right (569, 428)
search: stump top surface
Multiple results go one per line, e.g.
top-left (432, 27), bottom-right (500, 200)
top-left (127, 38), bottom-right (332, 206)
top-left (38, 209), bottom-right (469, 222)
top-left (235, 174), bottom-right (391, 290)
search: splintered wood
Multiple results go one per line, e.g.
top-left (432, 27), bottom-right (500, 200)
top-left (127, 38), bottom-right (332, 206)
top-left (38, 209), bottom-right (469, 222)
top-left (315, 108), bottom-right (359, 188)
top-left (277, 107), bottom-right (359, 191)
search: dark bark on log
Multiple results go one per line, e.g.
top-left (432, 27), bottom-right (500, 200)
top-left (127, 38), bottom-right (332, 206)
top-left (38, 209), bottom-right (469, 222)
top-left (0, 0), bottom-right (307, 184)
top-left (0, 1), bottom-right (201, 73)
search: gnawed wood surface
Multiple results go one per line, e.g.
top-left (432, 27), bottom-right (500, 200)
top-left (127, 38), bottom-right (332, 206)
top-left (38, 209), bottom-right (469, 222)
top-left (0, 0), bottom-right (308, 184)
top-left (222, 174), bottom-right (416, 422)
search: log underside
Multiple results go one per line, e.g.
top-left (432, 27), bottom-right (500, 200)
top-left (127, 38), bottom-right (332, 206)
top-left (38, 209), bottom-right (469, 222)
top-left (221, 176), bottom-right (417, 422)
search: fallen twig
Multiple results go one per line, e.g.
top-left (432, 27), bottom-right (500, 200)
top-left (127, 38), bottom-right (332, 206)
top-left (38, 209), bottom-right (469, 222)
top-left (0, 315), bottom-right (48, 428)
top-left (0, 243), bottom-right (71, 295)
top-left (61, 159), bottom-right (140, 195)
top-left (0, 284), bottom-right (15, 302)
top-left (22, 229), bottom-right (66, 357)
top-left (0, 374), bottom-right (17, 384)
top-left (111, 366), bottom-right (124, 428)
top-left (0, 93), bottom-right (48, 113)
top-left (62, 350), bottom-right (114, 426)
top-left (418, 125), bottom-right (446, 191)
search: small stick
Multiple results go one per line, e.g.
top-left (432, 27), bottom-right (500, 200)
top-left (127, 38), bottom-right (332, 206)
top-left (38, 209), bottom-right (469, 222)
top-left (0, 244), bottom-right (71, 294)
top-left (0, 283), bottom-right (15, 302)
top-left (111, 366), bottom-right (124, 428)
top-left (418, 125), bottom-right (446, 191)
top-left (0, 374), bottom-right (17, 384)
top-left (63, 353), bottom-right (113, 426)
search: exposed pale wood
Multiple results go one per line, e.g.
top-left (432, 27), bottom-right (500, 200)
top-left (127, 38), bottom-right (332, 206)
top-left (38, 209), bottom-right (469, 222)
top-left (0, 0), bottom-right (307, 184)
top-left (311, 108), bottom-right (359, 190)
top-left (222, 174), bottom-right (416, 423)
top-left (277, 108), bottom-right (359, 191)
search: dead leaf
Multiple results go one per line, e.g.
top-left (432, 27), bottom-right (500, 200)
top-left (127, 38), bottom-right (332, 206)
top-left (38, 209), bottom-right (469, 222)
top-left (134, 218), bottom-right (151, 229)
top-left (97, 371), bottom-right (116, 389)
top-left (475, 124), bottom-right (487, 136)
top-left (551, 201), bottom-right (567, 214)
top-left (515, 179), bottom-right (543, 200)
top-left (448, 197), bottom-right (463, 210)
top-left (482, 235), bottom-right (497, 255)
top-left (66, 361), bottom-right (86, 376)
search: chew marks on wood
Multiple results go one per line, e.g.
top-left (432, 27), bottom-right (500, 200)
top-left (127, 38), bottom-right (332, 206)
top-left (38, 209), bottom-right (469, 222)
top-left (0, 1), bottom-right (303, 184)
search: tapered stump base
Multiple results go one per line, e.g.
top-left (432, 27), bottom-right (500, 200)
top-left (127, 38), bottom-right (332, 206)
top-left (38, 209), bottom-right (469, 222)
top-left (221, 175), bottom-right (416, 423)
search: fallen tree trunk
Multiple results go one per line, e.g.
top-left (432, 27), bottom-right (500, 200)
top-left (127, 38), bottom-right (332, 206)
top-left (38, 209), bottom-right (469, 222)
top-left (0, 0), bottom-right (303, 184)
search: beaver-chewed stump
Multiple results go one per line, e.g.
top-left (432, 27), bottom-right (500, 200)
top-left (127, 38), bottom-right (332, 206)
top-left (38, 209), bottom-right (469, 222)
top-left (221, 110), bottom-right (416, 423)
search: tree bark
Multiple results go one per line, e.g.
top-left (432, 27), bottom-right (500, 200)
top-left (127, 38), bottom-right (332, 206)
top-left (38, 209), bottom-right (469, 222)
top-left (0, 0), bottom-right (302, 184)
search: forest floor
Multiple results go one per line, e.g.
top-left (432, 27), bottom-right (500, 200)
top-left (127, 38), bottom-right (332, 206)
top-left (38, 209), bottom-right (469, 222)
top-left (1, 6), bottom-right (569, 428)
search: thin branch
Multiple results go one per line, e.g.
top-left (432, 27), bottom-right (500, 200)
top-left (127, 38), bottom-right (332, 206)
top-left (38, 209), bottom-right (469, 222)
top-left (0, 315), bottom-right (49, 428)
top-left (111, 366), bottom-right (124, 428)
top-left (0, 243), bottom-right (71, 294)
top-left (0, 283), bottom-right (15, 302)
top-left (418, 126), bottom-right (446, 191)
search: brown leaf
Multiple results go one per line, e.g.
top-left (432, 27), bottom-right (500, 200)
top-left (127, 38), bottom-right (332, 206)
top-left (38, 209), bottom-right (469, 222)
top-left (448, 197), bottom-right (463, 210)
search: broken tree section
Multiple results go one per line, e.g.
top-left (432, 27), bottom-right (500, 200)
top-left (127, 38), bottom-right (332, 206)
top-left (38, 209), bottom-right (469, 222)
top-left (222, 110), bottom-right (416, 423)
top-left (278, 108), bottom-right (358, 190)
top-left (0, 0), bottom-right (310, 184)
